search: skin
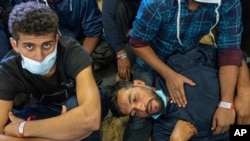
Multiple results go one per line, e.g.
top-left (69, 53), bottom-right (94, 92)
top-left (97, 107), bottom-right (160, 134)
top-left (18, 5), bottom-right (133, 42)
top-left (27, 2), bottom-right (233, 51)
top-left (117, 80), bottom-right (197, 141)
top-left (0, 32), bottom-right (101, 141)
top-left (131, 0), bottom-right (237, 135)
top-left (117, 80), bottom-right (164, 117)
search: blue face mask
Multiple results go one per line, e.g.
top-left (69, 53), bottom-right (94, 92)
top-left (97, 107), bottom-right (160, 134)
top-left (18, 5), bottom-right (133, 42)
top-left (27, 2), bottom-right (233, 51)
top-left (152, 90), bottom-right (167, 119)
top-left (21, 44), bottom-right (57, 75)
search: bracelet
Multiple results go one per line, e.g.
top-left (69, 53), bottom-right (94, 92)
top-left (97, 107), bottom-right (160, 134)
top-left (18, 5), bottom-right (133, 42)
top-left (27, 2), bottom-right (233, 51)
top-left (18, 121), bottom-right (26, 138)
top-left (218, 101), bottom-right (234, 109)
top-left (116, 53), bottom-right (127, 60)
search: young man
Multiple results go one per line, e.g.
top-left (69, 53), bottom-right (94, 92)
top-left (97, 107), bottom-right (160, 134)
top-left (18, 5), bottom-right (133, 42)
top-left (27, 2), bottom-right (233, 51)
top-left (102, 0), bottom-right (153, 141)
top-left (105, 45), bottom-right (230, 140)
top-left (0, 2), bottom-right (107, 140)
top-left (129, 0), bottom-right (248, 139)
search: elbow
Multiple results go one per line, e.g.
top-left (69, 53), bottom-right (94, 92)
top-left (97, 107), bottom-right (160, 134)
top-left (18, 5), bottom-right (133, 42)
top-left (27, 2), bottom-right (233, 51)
top-left (89, 116), bottom-right (101, 131)
top-left (80, 113), bottom-right (101, 132)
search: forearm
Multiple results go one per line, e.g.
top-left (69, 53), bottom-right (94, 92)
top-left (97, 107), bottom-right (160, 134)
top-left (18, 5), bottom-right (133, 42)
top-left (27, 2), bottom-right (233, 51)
top-left (23, 105), bottom-right (99, 140)
top-left (219, 65), bottom-right (239, 103)
top-left (237, 60), bottom-right (250, 92)
top-left (0, 134), bottom-right (51, 141)
top-left (82, 37), bottom-right (99, 55)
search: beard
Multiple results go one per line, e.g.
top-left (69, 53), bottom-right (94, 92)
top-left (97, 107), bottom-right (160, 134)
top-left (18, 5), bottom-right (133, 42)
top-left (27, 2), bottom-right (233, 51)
top-left (147, 94), bottom-right (165, 116)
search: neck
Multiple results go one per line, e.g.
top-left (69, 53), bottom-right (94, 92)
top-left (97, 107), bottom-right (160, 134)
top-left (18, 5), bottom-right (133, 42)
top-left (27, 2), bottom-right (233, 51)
top-left (188, 0), bottom-right (200, 11)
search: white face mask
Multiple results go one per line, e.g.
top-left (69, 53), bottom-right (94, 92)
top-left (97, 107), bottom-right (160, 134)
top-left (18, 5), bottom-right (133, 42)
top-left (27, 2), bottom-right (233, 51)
top-left (21, 44), bottom-right (57, 75)
top-left (194, 0), bottom-right (221, 4)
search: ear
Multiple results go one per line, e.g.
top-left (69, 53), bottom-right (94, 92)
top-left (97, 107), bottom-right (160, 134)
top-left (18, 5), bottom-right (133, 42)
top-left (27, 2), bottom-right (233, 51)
top-left (9, 37), bottom-right (19, 53)
top-left (133, 79), bottom-right (145, 86)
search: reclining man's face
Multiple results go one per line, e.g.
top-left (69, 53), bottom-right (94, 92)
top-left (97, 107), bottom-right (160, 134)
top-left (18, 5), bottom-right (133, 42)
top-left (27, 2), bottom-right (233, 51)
top-left (117, 85), bottom-right (164, 117)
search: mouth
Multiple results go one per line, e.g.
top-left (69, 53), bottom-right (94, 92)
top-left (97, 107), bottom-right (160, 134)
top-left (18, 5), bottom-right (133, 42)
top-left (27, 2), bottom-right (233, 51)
top-left (147, 99), bottom-right (154, 114)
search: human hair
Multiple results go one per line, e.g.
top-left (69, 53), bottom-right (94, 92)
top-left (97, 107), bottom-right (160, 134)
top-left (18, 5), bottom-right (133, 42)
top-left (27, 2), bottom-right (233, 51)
top-left (105, 80), bottom-right (134, 117)
top-left (8, 1), bottom-right (58, 40)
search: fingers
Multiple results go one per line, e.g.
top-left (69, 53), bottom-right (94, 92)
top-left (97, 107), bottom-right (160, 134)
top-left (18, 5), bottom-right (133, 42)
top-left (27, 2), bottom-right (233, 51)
top-left (8, 111), bottom-right (15, 121)
top-left (170, 87), bottom-right (187, 107)
top-left (61, 105), bottom-right (67, 114)
top-left (211, 118), bottom-right (230, 134)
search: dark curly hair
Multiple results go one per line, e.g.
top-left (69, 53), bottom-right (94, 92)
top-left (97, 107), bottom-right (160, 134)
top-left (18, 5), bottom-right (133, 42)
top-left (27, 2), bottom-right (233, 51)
top-left (105, 80), bottom-right (134, 117)
top-left (8, 1), bottom-right (58, 40)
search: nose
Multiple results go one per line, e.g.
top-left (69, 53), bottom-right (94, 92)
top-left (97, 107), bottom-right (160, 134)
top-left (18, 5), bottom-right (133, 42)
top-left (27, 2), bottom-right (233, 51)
top-left (135, 103), bottom-right (146, 112)
top-left (34, 48), bottom-right (46, 62)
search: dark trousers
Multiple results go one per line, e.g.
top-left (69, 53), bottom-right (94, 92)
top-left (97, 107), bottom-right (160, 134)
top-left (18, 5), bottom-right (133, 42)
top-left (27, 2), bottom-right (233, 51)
top-left (153, 45), bottom-right (229, 141)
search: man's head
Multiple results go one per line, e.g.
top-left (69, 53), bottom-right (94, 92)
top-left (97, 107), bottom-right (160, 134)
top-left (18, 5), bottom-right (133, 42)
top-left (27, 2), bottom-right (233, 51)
top-left (8, 1), bottom-right (59, 75)
top-left (8, 1), bottom-right (58, 41)
top-left (106, 80), bottom-right (164, 117)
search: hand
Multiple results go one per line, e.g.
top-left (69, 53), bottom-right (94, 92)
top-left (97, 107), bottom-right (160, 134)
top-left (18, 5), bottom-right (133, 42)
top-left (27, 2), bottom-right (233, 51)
top-left (4, 112), bottom-right (24, 137)
top-left (164, 71), bottom-right (195, 107)
top-left (234, 91), bottom-right (250, 124)
top-left (117, 57), bottom-right (131, 81)
top-left (61, 105), bottom-right (67, 114)
top-left (211, 107), bottom-right (235, 134)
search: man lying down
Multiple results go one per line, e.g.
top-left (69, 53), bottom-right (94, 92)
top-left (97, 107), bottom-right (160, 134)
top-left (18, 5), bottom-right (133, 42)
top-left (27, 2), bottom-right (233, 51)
top-left (104, 46), bottom-right (231, 141)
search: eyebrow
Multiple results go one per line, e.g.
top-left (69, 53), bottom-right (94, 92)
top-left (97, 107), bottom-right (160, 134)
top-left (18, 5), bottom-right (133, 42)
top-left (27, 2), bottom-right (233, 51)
top-left (128, 92), bottom-right (133, 116)
top-left (128, 92), bottom-right (132, 105)
top-left (22, 40), bottom-right (55, 45)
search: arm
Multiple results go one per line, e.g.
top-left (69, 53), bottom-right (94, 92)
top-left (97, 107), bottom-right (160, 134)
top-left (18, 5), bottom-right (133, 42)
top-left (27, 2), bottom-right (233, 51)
top-left (212, 65), bottom-right (237, 134)
top-left (235, 60), bottom-right (250, 124)
top-left (82, 37), bottom-right (99, 55)
top-left (102, 0), bottom-right (131, 80)
top-left (130, 44), bottom-right (195, 107)
top-left (82, 0), bottom-right (102, 55)
top-left (0, 100), bottom-right (50, 141)
top-left (4, 66), bottom-right (101, 140)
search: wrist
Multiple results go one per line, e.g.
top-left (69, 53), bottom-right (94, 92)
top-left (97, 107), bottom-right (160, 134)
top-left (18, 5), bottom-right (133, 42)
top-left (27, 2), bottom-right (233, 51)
top-left (116, 52), bottom-right (127, 60)
top-left (218, 101), bottom-right (234, 110)
top-left (18, 121), bottom-right (26, 138)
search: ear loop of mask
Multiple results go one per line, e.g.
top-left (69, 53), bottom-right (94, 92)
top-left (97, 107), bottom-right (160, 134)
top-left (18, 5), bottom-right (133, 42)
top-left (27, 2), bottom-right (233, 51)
top-left (177, 0), bottom-right (221, 47)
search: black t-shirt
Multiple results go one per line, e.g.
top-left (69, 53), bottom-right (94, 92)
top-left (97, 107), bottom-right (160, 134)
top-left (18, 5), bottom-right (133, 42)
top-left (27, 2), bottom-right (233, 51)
top-left (0, 36), bottom-right (91, 103)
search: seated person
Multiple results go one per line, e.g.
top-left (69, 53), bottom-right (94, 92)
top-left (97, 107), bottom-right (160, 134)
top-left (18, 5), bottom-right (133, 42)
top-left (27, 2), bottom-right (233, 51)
top-left (0, 2), bottom-right (107, 140)
top-left (105, 45), bottom-right (232, 141)
top-left (0, 0), bottom-right (12, 60)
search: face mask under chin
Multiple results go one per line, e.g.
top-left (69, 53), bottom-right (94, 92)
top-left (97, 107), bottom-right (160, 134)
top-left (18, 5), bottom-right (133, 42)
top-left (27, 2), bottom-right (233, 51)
top-left (21, 46), bottom-right (57, 75)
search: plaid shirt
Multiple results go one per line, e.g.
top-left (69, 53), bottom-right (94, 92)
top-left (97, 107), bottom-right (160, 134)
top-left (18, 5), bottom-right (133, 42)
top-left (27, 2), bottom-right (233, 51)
top-left (130, 0), bottom-right (242, 71)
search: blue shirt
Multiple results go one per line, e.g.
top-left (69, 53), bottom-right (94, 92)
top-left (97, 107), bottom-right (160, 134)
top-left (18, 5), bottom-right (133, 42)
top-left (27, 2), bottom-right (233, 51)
top-left (130, 0), bottom-right (242, 71)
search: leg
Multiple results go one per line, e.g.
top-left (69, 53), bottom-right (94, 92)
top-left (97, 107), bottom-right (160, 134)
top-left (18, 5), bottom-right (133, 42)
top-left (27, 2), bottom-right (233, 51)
top-left (170, 120), bottom-right (197, 141)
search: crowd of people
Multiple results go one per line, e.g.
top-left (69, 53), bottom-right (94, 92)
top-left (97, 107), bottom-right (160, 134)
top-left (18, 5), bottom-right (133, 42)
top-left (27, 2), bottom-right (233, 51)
top-left (0, 0), bottom-right (249, 141)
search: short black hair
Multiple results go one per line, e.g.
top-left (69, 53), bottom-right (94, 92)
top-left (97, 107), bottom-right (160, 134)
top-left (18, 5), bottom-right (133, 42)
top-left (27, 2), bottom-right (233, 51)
top-left (8, 1), bottom-right (58, 40)
top-left (105, 80), bottom-right (134, 117)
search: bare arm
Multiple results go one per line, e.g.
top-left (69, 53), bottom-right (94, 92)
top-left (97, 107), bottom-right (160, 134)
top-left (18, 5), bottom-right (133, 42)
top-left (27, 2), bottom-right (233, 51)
top-left (4, 66), bottom-right (101, 140)
top-left (83, 37), bottom-right (99, 55)
top-left (131, 45), bottom-right (195, 107)
top-left (212, 65), bottom-right (237, 134)
top-left (235, 60), bottom-right (250, 124)
top-left (0, 100), bottom-right (51, 141)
